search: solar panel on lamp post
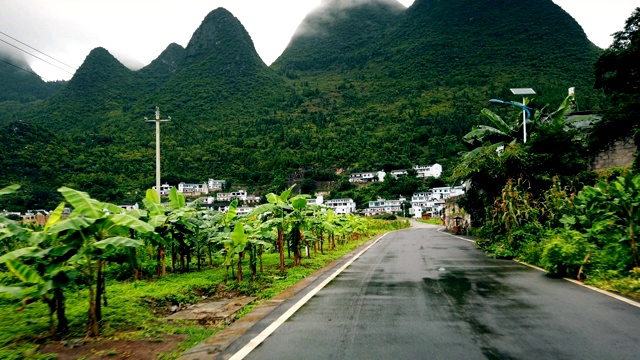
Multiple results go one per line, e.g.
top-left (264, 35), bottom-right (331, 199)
top-left (510, 88), bottom-right (536, 143)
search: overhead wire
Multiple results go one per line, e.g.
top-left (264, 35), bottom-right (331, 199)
top-left (0, 58), bottom-right (46, 80)
top-left (0, 30), bottom-right (75, 70)
top-left (0, 38), bottom-right (75, 76)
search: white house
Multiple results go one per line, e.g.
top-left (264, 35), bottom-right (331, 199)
top-left (390, 169), bottom-right (408, 178)
top-left (152, 183), bottom-right (172, 196)
top-left (413, 164), bottom-right (443, 178)
top-left (324, 198), bottom-right (356, 214)
top-left (307, 195), bottom-right (324, 206)
top-left (236, 206), bottom-right (255, 216)
top-left (178, 182), bottom-right (208, 196)
top-left (118, 202), bottom-right (139, 211)
top-left (207, 179), bottom-right (227, 191)
top-left (365, 198), bottom-right (403, 216)
top-left (410, 185), bottom-right (465, 218)
top-left (217, 189), bottom-right (249, 202)
top-left (349, 171), bottom-right (386, 183)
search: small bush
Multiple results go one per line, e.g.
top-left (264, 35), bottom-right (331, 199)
top-left (540, 230), bottom-right (592, 278)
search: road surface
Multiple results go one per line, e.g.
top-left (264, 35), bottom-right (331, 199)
top-left (221, 225), bottom-right (640, 359)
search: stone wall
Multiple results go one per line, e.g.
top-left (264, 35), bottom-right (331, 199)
top-left (591, 136), bottom-right (636, 171)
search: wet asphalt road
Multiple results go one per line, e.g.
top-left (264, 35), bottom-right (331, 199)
top-left (221, 226), bottom-right (640, 360)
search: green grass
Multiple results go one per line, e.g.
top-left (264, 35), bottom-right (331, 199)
top-left (417, 218), bottom-right (443, 225)
top-left (0, 220), bottom-right (409, 359)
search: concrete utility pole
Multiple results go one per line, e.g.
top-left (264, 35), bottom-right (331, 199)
top-left (145, 107), bottom-right (171, 199)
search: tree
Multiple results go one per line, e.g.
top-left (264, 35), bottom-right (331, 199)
top-left (593, 7), bottom-right (640, 152)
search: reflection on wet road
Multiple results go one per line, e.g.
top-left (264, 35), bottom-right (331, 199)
top-left (237, 227), bottom-right (640, 359)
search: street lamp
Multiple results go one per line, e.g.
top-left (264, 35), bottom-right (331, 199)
top-left (510, 88), bottom-right (536, 143)
top-left (489, 88), bottom-right (535, 143)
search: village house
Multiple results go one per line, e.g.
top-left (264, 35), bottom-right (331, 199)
top-left (152, 183), bottom-right (172, 196)
top-left (390, 169), bottom-right (408, 178)
top-left (411, 185), bottom-right (465, 218)
top-left (348, 163), bottom-right (442, 183)
top-left (414, 164), bottom-right (443, 178)
top-left (217, 189), bottom-right (249, 202)
top-left (22, 209), bottom-right (49, 226)
top-left (118, 202), bottom-right (139, 211)
top-left (207, 179), bottom-right (227, 191)
top-left (348, 171), bottom-right (386, 183)
top-left (178, 182), bottom-right (208, 196)
top-left (364, 198), bottom-right (404, 217)
top-left (324, 198), bottom-right (356, 214)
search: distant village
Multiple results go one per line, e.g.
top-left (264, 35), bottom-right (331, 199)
top-left (3, 163), bottom-right (466, 225)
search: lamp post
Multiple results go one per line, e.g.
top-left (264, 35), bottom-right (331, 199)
top-left (145, 107), bottom-right (171, 199)
top-left (489, 88), bottom-right (535, 143)
top-left (509, 88), bottom-right (536, 143)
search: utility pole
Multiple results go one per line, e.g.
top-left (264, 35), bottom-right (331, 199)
top-left (145, 107), bottom-right (171, 199)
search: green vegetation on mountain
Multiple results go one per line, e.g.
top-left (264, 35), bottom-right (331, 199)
top-left (0, 55), bottom-right (64, 103)
top-left (0, 1), bottom-right (610, 208)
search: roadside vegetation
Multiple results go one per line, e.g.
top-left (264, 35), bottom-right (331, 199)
top-left (450, 8), bottom-right (640, 300)
top-left (0, 184), bottom-right (408, 359)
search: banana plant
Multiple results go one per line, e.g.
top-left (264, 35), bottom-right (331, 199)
top-left (249, 185), bottom-right (296, 273)
top-left (0, 185), bottom-right (74, 337)
top-left (141, 188), bottom-right (168, 277)
top-left (43, 187), bottom-right (155, 336)
top-left (285, 194), bottom-right (310, 266)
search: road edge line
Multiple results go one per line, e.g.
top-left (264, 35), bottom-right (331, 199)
top-left (438, 228), bottom-right (475, 243)
top-left (513, 260), bottom-right (640, 308)
top-left (228, 232), bottom-right (390, 360)
top-left (438, 231), bottom-right (640, 309)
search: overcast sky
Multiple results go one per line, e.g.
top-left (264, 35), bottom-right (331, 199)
top-left (0, 0), bottom-right (637, 81)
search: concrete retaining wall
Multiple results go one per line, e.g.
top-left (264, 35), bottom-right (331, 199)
top-left (591, 136), bottom-right (636, 170)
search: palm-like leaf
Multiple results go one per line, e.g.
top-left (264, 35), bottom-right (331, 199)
top-left (45, 202), bottom-right (66, 231)
top-left (93, 237), bottom-right (143, 249)
top-left (0, 184), bottom-right (20, 196)
top-left (168, 187), bottom-right (185, 210)
top-left (59, 187), bottom-right (103, 218)
top-left (6, 259), bottom-right (44, 284)
top-left (108, 214), bottom-right (155, 234)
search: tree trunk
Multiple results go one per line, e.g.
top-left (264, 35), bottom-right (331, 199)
top-left (250, 245), bottom-right (257, 280)
top-left (237, 251), bottom-right (244, 282)
top-left (54, 288), bottom-right (69, 336)
top-left (259, 244), bottom-right (264, 273)
top-left (87, 285), bottom-right (99, 336)
top-left (319, 233), bottom-right (324, 255)
top-left (156, 245), bottom-right (162, 278)
top-left (171, 243), bottom-right (177, 273)
top-left (130, 230), bottom-right (140, 280)
top-left (292, 225), bottom-right (301, 266)
top-left (179, 241), bottom-right (186, 273)
top-left (196, 242), bottom-right (201, 271)
top-left (44, 297), bottom-right (55, 337)
top-left (95, 259), bottom-right (103, 322)
top-left (186, 245), bottom-right (191, 272)
top-left (160, 244), bottom-right (166, 277)
top-left (278, 229), bottom-right (285, 273)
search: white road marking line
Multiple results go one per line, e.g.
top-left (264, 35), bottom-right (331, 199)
top-left (440, 232), bottom-right (640, 308)
top-left (562, 278), bottom-right (640, 308)
top-left (438, 229), bottom-right (475, 243)
top-left (228, 232), bottom-right (390, 360)
top-left (515, 260), bottom-right (640, 308)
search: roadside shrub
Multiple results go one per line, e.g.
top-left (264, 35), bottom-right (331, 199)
top-left (540, 230), bottom-right (592, 278)
top-left (519, 240), bottom-right (544, 265)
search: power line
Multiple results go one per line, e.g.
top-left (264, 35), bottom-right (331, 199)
top-left (0, 58), bottom-right (45, 80)
top-left (0, 38), bottom-right (74, 75)
top-left (0, 30), bottom-right (75, 70)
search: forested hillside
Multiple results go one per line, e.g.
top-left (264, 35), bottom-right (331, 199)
top-left (0, 0), bottom-right (604, 209)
